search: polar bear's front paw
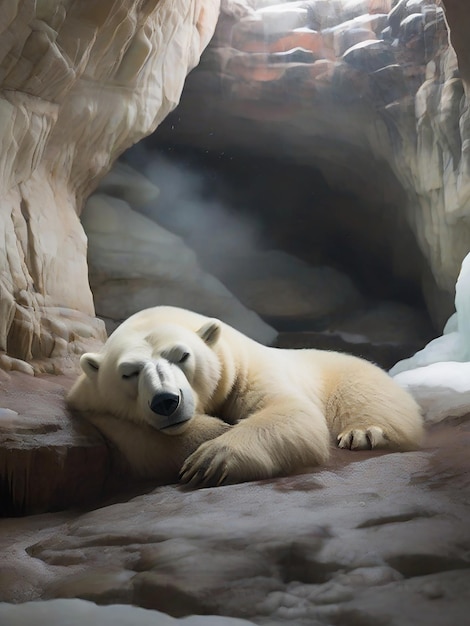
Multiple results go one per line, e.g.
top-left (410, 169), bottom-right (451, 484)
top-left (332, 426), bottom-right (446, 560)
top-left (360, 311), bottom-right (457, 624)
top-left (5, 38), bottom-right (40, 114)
top-left (337, 425), bottom-right (389, 450)
top-left (179, 438), bottom-right (268, 488)
top-left (179, 440), bottom-right (240, 487)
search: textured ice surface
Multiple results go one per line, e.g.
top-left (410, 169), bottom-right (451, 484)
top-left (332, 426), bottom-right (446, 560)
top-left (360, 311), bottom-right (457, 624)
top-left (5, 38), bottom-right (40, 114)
top-left (394, 361), bottom-right (470, 422)
top-left (390, 253), bottom-right (470, 375)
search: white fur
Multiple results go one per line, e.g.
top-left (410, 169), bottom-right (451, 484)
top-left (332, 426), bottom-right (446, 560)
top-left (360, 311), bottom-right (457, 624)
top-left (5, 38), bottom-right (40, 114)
top-left (68, 306), bottom-right (424, 486)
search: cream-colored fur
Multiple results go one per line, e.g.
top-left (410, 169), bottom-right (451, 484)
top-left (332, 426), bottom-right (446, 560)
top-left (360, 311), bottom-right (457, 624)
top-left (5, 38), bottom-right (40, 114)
top-left (68, 305), bottom-right (424, 486)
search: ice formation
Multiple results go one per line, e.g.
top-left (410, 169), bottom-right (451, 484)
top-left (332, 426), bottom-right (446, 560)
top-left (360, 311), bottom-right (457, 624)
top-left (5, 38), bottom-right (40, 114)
top-left (390, 253), bottom-right (470, 375)
top-left (392, 252), bottom-right (470, 423)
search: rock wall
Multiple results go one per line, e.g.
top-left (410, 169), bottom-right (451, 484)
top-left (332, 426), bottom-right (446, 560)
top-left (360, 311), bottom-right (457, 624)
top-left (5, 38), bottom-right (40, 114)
top-left (0, 0), bottom-right (220, 373)
top-left (152, 0), bottom-right (470, 329)
top-left (443, 0), bottom-right (470, 86)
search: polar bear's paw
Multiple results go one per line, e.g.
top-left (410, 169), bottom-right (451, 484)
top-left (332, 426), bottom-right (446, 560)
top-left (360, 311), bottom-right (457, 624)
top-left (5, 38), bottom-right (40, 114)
top-left (179, 437), bottom-right (272, 488)
top-left (337, 425), bottom-right (389, 450)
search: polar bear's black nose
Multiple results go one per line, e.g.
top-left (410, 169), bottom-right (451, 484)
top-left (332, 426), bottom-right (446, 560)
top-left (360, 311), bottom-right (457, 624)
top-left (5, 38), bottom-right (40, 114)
top-left (150, 392), bottom-right (180, 416)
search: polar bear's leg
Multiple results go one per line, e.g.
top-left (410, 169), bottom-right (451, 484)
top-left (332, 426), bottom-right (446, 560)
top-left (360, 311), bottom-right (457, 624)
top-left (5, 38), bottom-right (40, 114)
top-left (327, 362), bottom-right (424, 452)
top-left (78, 412), bottom-right (231, 481)
top-left (179, 397), bottom-right (330, 487)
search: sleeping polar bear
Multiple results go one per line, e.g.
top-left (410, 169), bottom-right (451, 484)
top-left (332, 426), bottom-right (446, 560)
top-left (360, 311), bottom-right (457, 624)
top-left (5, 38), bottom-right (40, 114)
top-left (68, 306), bottom-right (424, 487)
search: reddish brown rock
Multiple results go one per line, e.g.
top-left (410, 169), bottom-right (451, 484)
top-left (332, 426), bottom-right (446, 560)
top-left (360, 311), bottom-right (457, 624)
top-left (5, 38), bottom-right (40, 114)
top-left (234, 27), bottom-right (325, 55)
top-left (0, 372), bottom-right (108, 516)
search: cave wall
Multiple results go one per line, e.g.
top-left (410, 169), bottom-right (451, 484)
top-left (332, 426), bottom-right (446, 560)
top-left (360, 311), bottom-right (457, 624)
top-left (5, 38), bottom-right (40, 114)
top-left (0, 0), bottom-right (220, 373)
top-left (1, 0), bottom-right (470, 371)
top-left (442, 0), bottom-right (470, 86)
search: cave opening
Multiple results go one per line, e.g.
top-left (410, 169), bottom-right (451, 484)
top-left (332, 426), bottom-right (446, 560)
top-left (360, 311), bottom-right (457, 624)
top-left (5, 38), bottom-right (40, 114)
top-left (132, 139), bottom-right (428, 309)
top-left (122, 131), bottom-right (435, 368)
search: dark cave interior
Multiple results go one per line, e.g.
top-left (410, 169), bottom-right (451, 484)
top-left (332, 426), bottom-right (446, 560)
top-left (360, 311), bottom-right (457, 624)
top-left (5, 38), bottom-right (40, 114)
top-left (126, 138), bottom-right (433, 325)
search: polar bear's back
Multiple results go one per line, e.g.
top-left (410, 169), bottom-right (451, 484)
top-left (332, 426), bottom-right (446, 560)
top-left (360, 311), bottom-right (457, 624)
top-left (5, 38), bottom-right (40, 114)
top-left (118, 306), bottom-right (211, 334)
top-left (112, 306), bottom-right (249, 344)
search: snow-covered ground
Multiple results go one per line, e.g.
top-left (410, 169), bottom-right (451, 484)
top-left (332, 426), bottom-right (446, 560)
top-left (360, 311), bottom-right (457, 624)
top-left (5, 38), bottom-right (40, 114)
top-left (0, 599), bottom-right (256, 626)
top-left (392, 253), bottom-right (470, 423)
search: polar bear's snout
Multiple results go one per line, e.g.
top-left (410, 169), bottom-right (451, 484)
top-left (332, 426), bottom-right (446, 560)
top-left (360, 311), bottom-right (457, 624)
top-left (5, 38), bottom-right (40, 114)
top-left (150, 391), bottom-right (180, 417)
top-left (138, 360), bottom-right (196, 433)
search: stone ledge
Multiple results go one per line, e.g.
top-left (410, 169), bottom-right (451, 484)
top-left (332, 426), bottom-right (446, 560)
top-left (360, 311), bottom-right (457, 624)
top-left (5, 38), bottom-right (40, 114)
top-left (0, 372), bottom-right (109, 516)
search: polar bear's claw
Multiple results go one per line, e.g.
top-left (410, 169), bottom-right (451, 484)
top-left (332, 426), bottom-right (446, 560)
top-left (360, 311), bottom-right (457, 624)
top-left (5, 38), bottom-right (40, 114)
top-left (337, 426), bottom-right (389, 450)
top-left (180, 439), bottom-right (248, 487)
top-left (180, 443), bottom-right (227, 487)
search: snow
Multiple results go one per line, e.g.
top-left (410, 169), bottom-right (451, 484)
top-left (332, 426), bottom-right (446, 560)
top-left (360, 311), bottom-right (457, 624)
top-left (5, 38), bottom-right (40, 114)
top-left (394, 361), bottom-right (470, 423)
top-left (0, 599), bottom-right (257, 626)
top-left (390, 253), bottom-right (470, 422)
top-left (390, 253), bottom-right (470, 375)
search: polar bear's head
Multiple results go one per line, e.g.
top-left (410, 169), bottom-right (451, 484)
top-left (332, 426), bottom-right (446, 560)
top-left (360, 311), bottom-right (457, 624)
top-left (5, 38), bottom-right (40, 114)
top-left (69, 318), bottom-right (223, 435)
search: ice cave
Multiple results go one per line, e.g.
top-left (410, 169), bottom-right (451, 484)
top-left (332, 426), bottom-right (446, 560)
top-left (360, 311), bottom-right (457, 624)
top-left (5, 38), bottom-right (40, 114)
top-left (0, 1), bottom-right (469, 625)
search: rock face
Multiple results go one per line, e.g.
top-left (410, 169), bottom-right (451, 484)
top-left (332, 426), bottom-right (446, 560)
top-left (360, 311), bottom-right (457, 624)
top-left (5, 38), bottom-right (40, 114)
top-left (152, 0), bottom-right (470, 329)
top-left (0, 372), bottom-right (108, 516)
top-left (0, 418), bottom-right (469, 625)
top-left (0, 0), bottom-right (221, 373)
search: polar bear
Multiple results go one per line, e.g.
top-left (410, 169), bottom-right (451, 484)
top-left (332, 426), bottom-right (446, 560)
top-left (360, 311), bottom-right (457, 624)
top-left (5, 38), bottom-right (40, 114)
top-left (68, 305), bottom-right (424, 487)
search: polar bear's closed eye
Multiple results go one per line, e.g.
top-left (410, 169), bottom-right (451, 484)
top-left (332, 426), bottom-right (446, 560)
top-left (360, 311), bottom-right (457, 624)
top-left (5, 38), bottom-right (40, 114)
top-left (118, 362), bottom-right (143, 380)
top-left (161, 344), bottom-right (192, 366)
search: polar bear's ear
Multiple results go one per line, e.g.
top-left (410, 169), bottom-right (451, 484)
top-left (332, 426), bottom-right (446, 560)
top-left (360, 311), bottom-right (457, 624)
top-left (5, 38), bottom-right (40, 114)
top-left (80, 352), bottom-right (103, 379)
top-left (197, 320), bottom-right (221, 346)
